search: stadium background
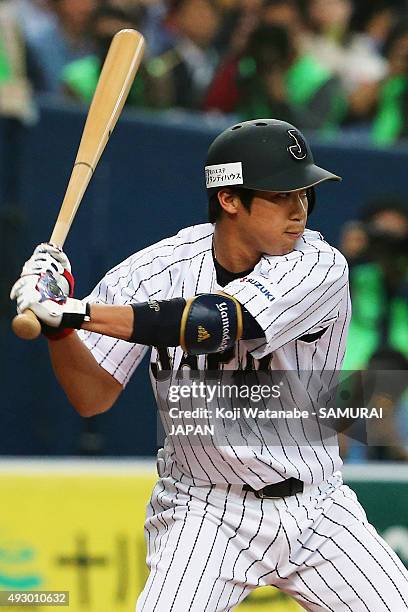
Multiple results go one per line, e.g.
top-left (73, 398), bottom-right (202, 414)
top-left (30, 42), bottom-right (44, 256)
top-left (1, 0), bottom-right (408, 609)
top-left (1, 96), bottom-right (407, 612)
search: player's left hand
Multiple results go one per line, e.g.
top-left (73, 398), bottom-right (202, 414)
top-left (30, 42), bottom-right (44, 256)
top-left (10, 273), bottom-right (89, 329)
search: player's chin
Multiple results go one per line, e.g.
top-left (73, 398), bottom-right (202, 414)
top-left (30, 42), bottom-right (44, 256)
top-left (265, 240), bottom-right (297, 256)
top-left (265, 245), bottom-right (296, 256)
top-left (281, 246), bottom-right (296, 255)
top-left (280, 233), bottom-right (303, 254)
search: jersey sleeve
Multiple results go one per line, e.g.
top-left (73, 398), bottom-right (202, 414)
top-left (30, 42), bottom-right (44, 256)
top-left (77, 268), bottom-right (151, 386)
top-left (76, 247), bottom-right (171, 386)
top-left (76, 224), bottom-right (215, 383)
top-left (223, 246), bottom-right (349, 358)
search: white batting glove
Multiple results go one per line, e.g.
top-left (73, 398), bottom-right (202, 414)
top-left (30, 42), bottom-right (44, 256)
top-left (20, 242), bottom-right (73, 297)
top-left (10, 274), bottom-right (89, 329)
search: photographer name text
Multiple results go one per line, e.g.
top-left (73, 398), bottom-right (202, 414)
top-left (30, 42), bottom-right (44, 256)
top-left (167, 406), bottom-right (383, 436)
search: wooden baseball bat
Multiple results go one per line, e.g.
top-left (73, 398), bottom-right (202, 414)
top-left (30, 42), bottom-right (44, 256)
top-left (12, 29), bottom-right (145, 340)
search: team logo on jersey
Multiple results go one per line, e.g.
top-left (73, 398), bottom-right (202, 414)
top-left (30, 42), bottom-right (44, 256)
top-left (287, 130), bottom-right (307, 161)
top-left (197, 326), bottom-right (211, 342)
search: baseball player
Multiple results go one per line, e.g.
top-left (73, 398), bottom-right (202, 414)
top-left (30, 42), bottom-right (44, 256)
top-left (11, 119), bottom-right (408, 611)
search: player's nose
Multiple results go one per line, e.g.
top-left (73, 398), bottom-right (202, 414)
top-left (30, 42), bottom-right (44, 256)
top-left (288, 192), bottom-right (308, 221)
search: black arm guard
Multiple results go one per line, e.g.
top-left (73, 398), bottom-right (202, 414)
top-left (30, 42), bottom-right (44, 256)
top-left (129, 295), bottom-right (264, 351)
top-left (130, 298), bottom-right (186, 346)
top-left (180, 294), bottom-right (243, 355)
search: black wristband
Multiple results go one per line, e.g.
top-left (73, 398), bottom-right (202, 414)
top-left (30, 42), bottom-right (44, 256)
top-left (60, 302), bottom-right (91, 329)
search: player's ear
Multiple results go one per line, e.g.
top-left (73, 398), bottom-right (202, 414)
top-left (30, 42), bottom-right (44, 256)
top-left (217, 189), bottom-right (240, 216)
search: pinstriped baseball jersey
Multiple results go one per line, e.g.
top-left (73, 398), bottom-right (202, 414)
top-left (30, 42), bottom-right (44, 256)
top-left (78, 223), bottom-right (351, 487)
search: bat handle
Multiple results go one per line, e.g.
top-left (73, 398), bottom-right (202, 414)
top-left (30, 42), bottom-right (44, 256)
top-left (12, 309), bottom-right (42, 340)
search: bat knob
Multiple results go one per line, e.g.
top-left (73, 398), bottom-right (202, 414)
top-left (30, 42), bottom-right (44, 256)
top-left (12, 310), bottom-right (42, 340)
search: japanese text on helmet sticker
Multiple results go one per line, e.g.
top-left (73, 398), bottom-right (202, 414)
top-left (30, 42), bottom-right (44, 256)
top-left (205, 162), bottom-right (243, 188)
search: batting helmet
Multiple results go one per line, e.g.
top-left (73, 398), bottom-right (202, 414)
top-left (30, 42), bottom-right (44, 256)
top-left (205, 119), bottom-right (341, 214)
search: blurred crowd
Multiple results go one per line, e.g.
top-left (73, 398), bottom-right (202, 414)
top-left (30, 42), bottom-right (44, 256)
top-left (340, 197), bottom-right (408, 461)
top-left (2, 0), bottom-right (408, 143)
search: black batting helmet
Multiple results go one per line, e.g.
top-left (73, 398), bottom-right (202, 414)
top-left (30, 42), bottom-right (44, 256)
top-left (205, 119), bottom-right (341, 214)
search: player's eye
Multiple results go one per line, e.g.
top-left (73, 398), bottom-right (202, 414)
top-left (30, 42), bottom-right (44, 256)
top-left (276, 193), bottom-right (290, 199)
top-left (270, 191), bottom-right (307, 203)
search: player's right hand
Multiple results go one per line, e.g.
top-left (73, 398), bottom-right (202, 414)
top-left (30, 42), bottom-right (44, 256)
top-left (11, 243), bottom-right (74, 300)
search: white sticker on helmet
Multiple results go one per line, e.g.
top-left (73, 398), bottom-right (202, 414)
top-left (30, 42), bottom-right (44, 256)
top-left (205, 162), bottom-right (243, 188)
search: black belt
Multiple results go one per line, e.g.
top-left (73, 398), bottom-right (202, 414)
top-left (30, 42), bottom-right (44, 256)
top-left (242, 478), bottom-right (304, 499)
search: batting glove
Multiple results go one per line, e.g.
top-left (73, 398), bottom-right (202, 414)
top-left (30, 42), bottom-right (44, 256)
top-left (10, 274), bottom-right (90, 329)
top-left (11, 244), bottom-right (86, 339)
top-left (20, 242), bottom-right (74, 297)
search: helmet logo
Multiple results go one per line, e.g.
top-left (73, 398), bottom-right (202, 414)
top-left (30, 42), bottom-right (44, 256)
top-left (287, 130), bottom-right (307, 161)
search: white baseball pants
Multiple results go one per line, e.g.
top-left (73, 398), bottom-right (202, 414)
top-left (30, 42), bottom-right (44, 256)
top-left (136, 471), bottom-right (408, 611)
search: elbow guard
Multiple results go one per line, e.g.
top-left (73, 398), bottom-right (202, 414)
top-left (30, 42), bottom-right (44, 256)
top-left (180, 294), bottom-right (243, 355)
top-left (130, 294), bottom-right (263, 352)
